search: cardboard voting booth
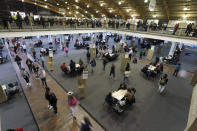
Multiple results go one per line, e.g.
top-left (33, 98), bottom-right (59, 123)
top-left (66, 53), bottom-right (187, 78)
top-left (120, 53), bottom-right (130, 72)
top-left (47, 49), bottom-right (54, 71)
top-left (0, 83), bottom-right (7, 103)
top-left (190, 69), bottom-right (197, 86)
top-left (78, 70), bottom-right (88, 99)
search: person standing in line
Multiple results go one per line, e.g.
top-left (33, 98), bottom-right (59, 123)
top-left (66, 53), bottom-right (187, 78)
top-left (40, 69), bottom-right (47, 87)
top-left (80, 117), bottom-right (93, 131)
top-left (103, 57), bottom-right (107, 71)
top-left (21, 68), bottom-right (31, 87)
top-left (86, 51), bottom-right (91, 64)
top-left (40, 55), bottom-right (45, 68)
top-left (32, 63), bottom-right (39, 78)
top-left (22, 43), bottom-right (27, 54)
top-left (68, 92), bottom-right (78, 120)
top-left (45, 87), bottom-right (52, 109)
top-left (158, 74), bottom-right (168, 94)
top-left (15, 55), bottom-right (22, 69)
top-left (32, 49), bottom-right (37, 62)
top-left (173, 63), bottom-right (181, 77)
top-left (26, 58), bottom-right (33, 73)
top-left (109, 63), bottom-right (115, 80)
top-left (49, 92), bottom-right (58, 114)
top-left (90, 58), bottom-right (96, 73)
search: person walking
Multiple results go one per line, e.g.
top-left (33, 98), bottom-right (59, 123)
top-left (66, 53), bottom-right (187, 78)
top-left (26, 58), bottom-right (33, 73)
top-left (45, 87), bottom-right (53, 109)
top-left (90, 58), bottom-right (96, 73)
top-left (40, 55), bottom-right (45, 68)
top-left (103, 57), bottom-right (107, 71)
top-left (22, 43), bottom-right (27, 54)
top-left (32, 49), bottom-right (37, 62)
top-left (21, 68), bottom-right (31, 87)
top-left (80, 117), bottom-right (93, 131)
top-left (49, 92), bottom-right (58, 114)
top-left (64, 47), bottom-right (69, 57)
top-left (32, 63), bottom-right (39, 78)
top-left (158, 74), bottom-right (168, 94)
top-left (173, 63), bottom-right (181, 77)
top-left (86, 51), bottom-right (91, 64)
top-left (15, 55), bottom-right (22, 69)
top-left (68, 92), bottom-right (78, 120)
top-left (40, 69), bottom-right (47, 87)
top-left (109, 63), bottom-right (115, 80)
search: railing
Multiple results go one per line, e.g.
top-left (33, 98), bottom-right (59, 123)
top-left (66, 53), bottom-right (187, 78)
top-left (0, 20), bottom-right (197, 39)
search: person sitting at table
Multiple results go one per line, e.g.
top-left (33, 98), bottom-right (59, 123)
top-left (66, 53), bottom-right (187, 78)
top-left (118, 82), bottom-right (127, 90)
top-left (60, 63), bottom-right (68, 73)
top-left (124, 88), bottom-right (135, 105)
top-left (105, 92), bottom-right (114, 106)
top-left (79, 58), bottom-right (84, 66)
top-left (69, 60), bottom-right (76, 76)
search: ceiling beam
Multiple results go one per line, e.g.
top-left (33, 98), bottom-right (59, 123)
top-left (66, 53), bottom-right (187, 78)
top-left (102, 0), bottom-right (128, 19)
top-left (127, 0), bottom-right (146, 20)
top-left (18, 0), bottom-right (73, 17)
top-left (52, 0), bottom-right (85, 18)
top-left (162, 0), bottom-right (170, 20)
top-left (65, 0), bottom-right (99, 18)
top-left (81, 0), bottom-right (111, 18)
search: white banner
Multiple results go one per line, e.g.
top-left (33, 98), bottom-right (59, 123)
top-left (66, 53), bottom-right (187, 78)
top-left (149, 0), bottom-right (156, 11)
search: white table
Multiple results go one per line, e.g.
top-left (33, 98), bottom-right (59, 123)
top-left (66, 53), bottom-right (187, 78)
top-left (148, 65), bottom-right (156, 71)
top-left (112, 89), bottom-right (127, 101)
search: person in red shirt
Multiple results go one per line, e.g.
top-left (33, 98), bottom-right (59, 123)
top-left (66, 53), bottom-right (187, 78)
top-left (60, 63), bottom-right (68, 73)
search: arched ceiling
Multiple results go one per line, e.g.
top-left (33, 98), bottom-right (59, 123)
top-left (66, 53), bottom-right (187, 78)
top-left (18, 0), bottom-right (197, 20)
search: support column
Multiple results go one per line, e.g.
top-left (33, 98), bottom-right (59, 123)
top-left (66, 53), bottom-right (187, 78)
top-left (168, 42), bottom-right (177, 56)
top-left (48, 35), bottom-right (53, 43)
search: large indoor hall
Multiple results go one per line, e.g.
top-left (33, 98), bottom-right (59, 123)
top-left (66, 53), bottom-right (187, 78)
top-left (0, 0), bottom-right (197, 131)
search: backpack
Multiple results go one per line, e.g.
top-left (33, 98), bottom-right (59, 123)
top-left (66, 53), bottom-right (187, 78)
top-left (160, 78), bottom-right (166, 85)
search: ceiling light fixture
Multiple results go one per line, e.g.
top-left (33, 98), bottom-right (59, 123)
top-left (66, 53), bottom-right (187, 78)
top-left (65, 2), bottom-right (67, 4)
top-left (57, 3), bottom-right (59, 6)
top-left (100, 3), bottom-right (103, 7)
top-left (149, 8), bottom-right (154, 11)
top-left (118, 1), bottom-right (122, 5)
top-left (44, 0), bottom-right (47, 1)
top-left (76, 6), bottom-right (79, 9)
top-left (67, 7), bottom-right (69, 10)
top-left (153, 15), bottom-right (156, 18)
top-left (87, 5), bottom-right (89, 8)
top-left (183, 7), bottom-right (189, 11)
top-left (69, 12), bottom-right (71, 14)
top-left (22, 0), bottom-right (24, 2)
top-left (127, 9), bottom-right (130, 13)
top-left (76, 11), bottom-right (79, 14)
top-left (85, 11), bottom-right (88, 13)
top-left (183, 14), bottom-right (188, 18)
top-left (144, 0), bottom-right (148, 3)
top-left (34, 2), bottom-right (37, 5)
top-left (44, 5), bottom-right (48, 8)
top-left (109, 10), bottom-right (112, 13)
top-left (75, 0), bottom-right (78, 2)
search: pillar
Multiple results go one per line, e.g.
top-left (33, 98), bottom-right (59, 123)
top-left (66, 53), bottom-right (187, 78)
top-left (0, 83), bottom-right (7, 103)
top-left (168, 42), bottom-right (177, 56)
top-left (48, 35), bottom-right (53, 43)
top-left (147, 45), bottom-right (155, 60)
top-left (77, 76), bottom-right (86, 99)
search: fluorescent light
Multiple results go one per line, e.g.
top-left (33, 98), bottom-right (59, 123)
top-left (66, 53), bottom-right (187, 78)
top-left (118, 1), bottom-right (122, 5)
top-left (144, 0), bottom-right (148, 3)
top-left (183, 7), bottom-right (189, 11)
top-left (149, 8), bottom-right (154, 11)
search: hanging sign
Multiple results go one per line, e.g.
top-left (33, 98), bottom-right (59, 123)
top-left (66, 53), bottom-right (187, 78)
top-left (149, 0), bottom-right (156, 11)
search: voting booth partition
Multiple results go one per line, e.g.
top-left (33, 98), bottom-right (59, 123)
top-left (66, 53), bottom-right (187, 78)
top-left (120, 53), bottom-right (130, 72)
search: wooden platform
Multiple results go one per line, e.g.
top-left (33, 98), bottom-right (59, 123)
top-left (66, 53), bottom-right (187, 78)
top-left (10, 53), bottom-right (104, 131)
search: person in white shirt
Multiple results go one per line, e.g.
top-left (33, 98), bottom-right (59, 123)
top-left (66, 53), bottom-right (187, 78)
top-left (22, 44), bottom-right (27, 54)
top-left (40, 69), bottom-right (47, 87)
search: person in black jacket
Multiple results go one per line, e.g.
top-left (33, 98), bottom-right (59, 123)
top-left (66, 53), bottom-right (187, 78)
top-left (49, 91), bottom-right (57, 114)
top-left (45, 87), bottom-right (52, 109)
top-left (26, 58), bottom-right (33, 73)
top-left (15, 55), bottom-right (22, 69)
top-left (69, 60), bottom-right (76, 76)
top-left (86, 51), bottom-right (91, 64)
top-left (80, 117), bottom-right (93, 131)
top-left (109, 63), bottom-right (115, 79)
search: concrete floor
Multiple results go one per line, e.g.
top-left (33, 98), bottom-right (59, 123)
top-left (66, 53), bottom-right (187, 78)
top-left (24, 35), bottom-right (194, 131)
top-left (0, 48), bottom-right (38, 131)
